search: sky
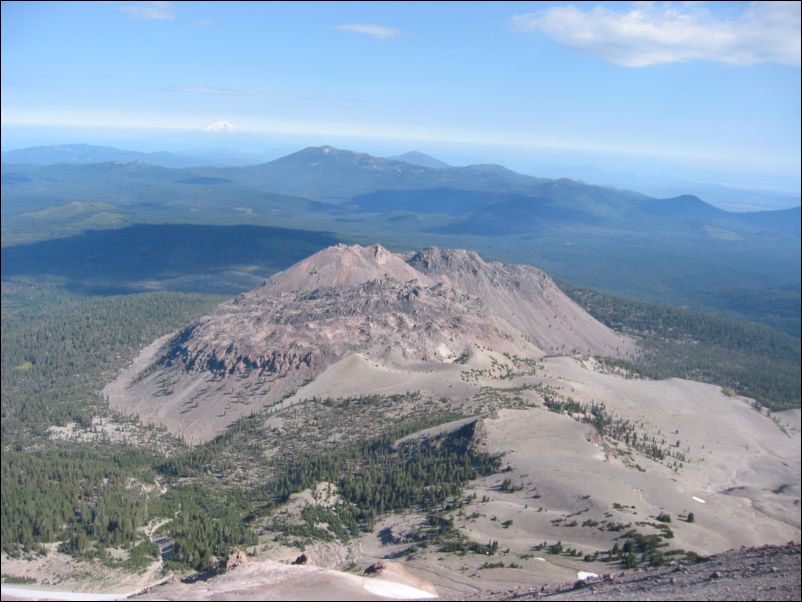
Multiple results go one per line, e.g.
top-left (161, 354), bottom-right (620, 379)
top-left (1, 1), bottom-right (800, 195)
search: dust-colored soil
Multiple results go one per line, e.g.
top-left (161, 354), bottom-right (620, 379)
top-left (499, 544), bottom-right (801, 601)
top-left (130, 558), bottom-right (437, 601)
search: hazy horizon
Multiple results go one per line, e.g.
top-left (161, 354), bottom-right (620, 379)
top-left (3, 127), bottom-right (800, 211)
top-left (2, 1), bottom-right (800, 203)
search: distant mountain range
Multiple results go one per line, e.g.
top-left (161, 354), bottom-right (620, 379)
top-left (386, 151), bottom-right (450, 169)
top-left (2, 144), bottom-right (799, 335)
top-left (4, 142), bottom-right (798, 211)
top-left (1, 143), bottom-right (453, 171)
top-left (226, 145), bottom-right (545, 201)
top-left (3, 144), bottom-right (799, 238)
top-left (0, 144), bottom-right (209, 168)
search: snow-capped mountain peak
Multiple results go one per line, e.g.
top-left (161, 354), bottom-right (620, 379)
top-left (201, 120), bottom-right (236, 133)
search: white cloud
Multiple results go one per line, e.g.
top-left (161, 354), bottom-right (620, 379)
top-left (512, 1), bottom-right (801, 67)
top-left (335, 23), bottom-right (402, 38)
top-left (118, 1), bottom-right (175, 21)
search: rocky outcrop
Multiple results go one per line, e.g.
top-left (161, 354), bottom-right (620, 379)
top-left (221, 549), bottom-right (248, 572)
top-left (409, 246), bottom-right (633, 357)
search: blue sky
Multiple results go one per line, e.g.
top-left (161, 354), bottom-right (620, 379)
top-left (2, 1), bottom-right (800, 191)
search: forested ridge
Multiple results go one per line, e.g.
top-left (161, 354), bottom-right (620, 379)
top-left (1, 447), bottom-right (155, 556)
top-left (561, 283), bottom-right (801, 410)
top-left (268, 420), bottom-right (500, 515)
top-left (1, 285), bottom-right (228, 564)
top-left (2, 285), bottom-right (224, 438)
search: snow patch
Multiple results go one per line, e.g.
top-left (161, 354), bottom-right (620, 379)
top-left (362, 578), bottom-right (437, 599)
top-left (0, 587), bottom-right (132, 601)
top-left (692, 496), bottom-right (707, 504)
top-left (201, 120), bottom-right (236, 133)
top-left (577, 571), bottom-right (599, 580)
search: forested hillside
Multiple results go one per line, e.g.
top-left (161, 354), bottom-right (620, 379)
top-left (562, 283), bottom-right (801, 410)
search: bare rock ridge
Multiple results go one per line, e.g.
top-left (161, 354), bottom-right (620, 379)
top-left (109, 243), bottom-right (632, 442)
top-left (409, 247), bottom-right (630, 356)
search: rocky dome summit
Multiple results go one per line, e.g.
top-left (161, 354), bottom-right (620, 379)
top-left (106, 243), bottom-right (632, 442)
top-left (256, 243), bottom-right (431, 295)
